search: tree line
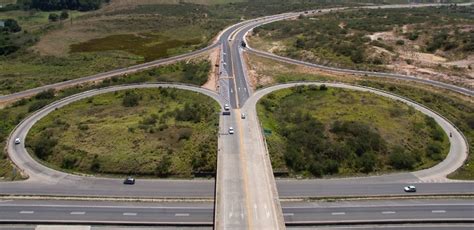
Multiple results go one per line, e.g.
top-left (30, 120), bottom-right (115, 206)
top-left (16, 0), bottom-right (110, 11)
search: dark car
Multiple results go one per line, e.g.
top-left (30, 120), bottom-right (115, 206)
top-left (123, 177), bottom-right (135, 185)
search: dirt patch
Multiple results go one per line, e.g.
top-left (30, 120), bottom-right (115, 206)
top-left (243, 53), bottom-right (275, 89)
top-left (367, 31), bottom-right (395, 41)
top-left (202, 47), bottom-right (220, 91)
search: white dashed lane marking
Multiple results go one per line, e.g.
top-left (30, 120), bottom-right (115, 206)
top-left (123, 212), bottom-right (137, 216)
top-left (432, 210), bottom-right (446, 213)
top-left (19, 211), bottom-right (34, 214)
top-left (331, 212), bottom-right (346, 215)
top-left (283, 213), bottom-right (294, 216)
top-left (70, 211), bottom-right (85, 215)
top-left (382, 211), bottom-right (396, 214)
top-left (175, 213), bottom-right (190, 217)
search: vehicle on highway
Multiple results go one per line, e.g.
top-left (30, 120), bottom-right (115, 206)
top-left (223, 111), bottom-right (231, 116)
top-left (224, 104), bottom-right (230, 111)
top-left (241, 113), bottom-right (246, 119)
top-left (229, 127), bottom-right (234, 134)
top-left (14, 138), bottom-right (21, 145)
top-left (404, 185), bottom-right (416, 192)
top-left (123, 177), bottom-right (135, 185)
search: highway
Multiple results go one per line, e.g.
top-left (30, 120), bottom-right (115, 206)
top-left (242, 4), bottom-right (474, 97)
top-left (0, 2), bottom-right (473, 229)
top-left (0, 199), bottom-right (472, 225)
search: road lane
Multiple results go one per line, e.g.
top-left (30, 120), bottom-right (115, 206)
top-left (0, 199), bottom-right (472, 225)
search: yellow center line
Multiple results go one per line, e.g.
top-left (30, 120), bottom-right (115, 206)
top-left (235, 108), bottom-right (254, 229)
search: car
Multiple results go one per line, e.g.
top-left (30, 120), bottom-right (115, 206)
top-left (228, 127), bottom-right (234, 134)
top-left (241, 113), bottom-right (246, 119)
top-left (123, 177), bottom-right (135, 185)
top-left (404, 185), bottom-right (416, 192)
top-left (14, 138), bottom-right (21, 145)
top-left (224, 104), bottom-right (230, 111)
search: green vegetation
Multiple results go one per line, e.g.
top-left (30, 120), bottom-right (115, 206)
top-left (27, 88), bottom-right (220, 177)
top-left (251, 5), bottom-right (473, 71)
top-left (248, 53), bottom-right (473, 179)
top-left (258, 86), bottom-right (449, 177)
top-left (0, 56), bottom-right (211, 180)
top-left (70, 34), bottom-right (202, 62)
top-left (16, 0), bottom-right (108, 11)
top-left (358, 81), bottom-right (474, 180)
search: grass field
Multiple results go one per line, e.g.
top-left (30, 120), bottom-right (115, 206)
top-left (26, 88), bottom-right (220, 177)
top-left (247, 53), bottom-right (474, 179)
top-left (249, 5), bottom-right (474, 88)
top-left (0, 56), bottom-right (212, 180)
top-left (258, 86), bottom-right (449, 177)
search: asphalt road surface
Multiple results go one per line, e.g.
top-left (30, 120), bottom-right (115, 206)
top-left (1, 3), bottom-right (473, 229)
top-left (0, 199), bottom-right (472, 225)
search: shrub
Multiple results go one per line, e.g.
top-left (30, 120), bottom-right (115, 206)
top-left (48, 13), bottom-right (59, 22)
top-left (28, 100), bottom-right (49, 112)
top-left (35, 89), bottom-right (55, 100)
top-left (122, 91), bottom-right (141, 107)
top-left (396, 40), bottom-right (405, 45)
top-left (389, 147), bottom-right (417, 170)
top-left (60, 11), bottom-right (69, 20)
top-left (178, 128), bottom-right (193, 141)
top-left (30, 134), bottom-right (57, 160)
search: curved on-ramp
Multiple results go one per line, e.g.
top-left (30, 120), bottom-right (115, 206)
top-left (244, 82), bottom-right (469, 183)
top-left (7, 83), bottom-right (225, 184)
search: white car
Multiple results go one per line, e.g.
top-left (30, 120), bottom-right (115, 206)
top-left (14, 138), bottom-right (21, 145)
top-left (224, 104), bottom-right (230, 111)
top-left (404, 185), bottom-right (416, 192)
top-left (241, 113), bottom-right (246, 119)
top-left (228, 127), bottom-right (234, 134)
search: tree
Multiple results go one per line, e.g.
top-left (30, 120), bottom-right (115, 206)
top-left (60, 10), bottom-right (69, 20)
top-left (122, 91), bottom-right (140, 107)
top-left (155, 155), bottom-right (172, 177)
top-left (48, 13), bottom-right (59, 22)
top-left (357, 151), bottom-right (377, 173)
top-left (389, 147), bottom-right (417, 170)
top-left (35, 89), bottom-right (55, 100)
top-left (295, 38), bottom-right (305, 49)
